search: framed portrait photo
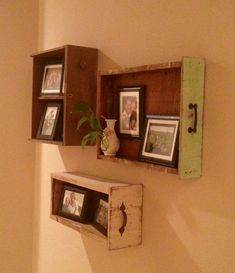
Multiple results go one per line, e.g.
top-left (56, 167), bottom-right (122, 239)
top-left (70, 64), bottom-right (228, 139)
top-left (58, 185), bottom-right (89, 223)
top-left (41, 64), bottom-right (63, 95)
top-left (36, 103), bottom-right (62, 140)
top-left (93, 194), bottom-right (109, 236)
top-left (118, 86), bottom-right (144, 138)
top-left (139, 116), bottom-right (180, 167)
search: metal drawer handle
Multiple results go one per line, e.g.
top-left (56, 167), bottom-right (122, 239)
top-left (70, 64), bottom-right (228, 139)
top-left (188, 103), bottom-right (198, 133)
top-left (119, 202), bottom-right (127, 236)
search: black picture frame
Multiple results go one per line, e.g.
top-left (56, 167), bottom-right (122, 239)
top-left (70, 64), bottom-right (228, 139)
top-left (93, 194), bottom-right (109, 236)
top-left (36, 102), bottom-right (62, 140)
top-left (41, 64), bottom-right (63, 95)
top-left (118, 86), bottom-right (145, 139)
top-left (139, 115), bottom-right (180, 167)
top-left (58, 185), bottom-right (89, 223)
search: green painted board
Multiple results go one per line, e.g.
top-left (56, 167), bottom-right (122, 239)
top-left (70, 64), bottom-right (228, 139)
top-left (179, 57), bottom-right (205, 179)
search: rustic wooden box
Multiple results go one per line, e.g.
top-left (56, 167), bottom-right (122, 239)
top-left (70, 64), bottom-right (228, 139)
top-left (51, 172), bottom-right (143, 250)
top-left (97, 57), bottom-right (205, 178)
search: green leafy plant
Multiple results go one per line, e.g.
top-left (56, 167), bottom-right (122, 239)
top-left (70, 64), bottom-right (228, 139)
top-left (73, 101), bottom-right (103, 148)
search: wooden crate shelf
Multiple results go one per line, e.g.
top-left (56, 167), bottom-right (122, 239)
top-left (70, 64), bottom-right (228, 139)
top-left (97, 57), bottom-right (205, 178)
top-left (31, 45), bottom-right (98, 145)
top-left (51, 172), bottom-right (143, 250)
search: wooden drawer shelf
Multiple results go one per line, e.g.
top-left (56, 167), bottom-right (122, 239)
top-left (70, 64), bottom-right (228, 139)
top-left (31, 45), bottom-right (98, 145)
top-left (97, 57), bottom-right (205, 178)
top-left (51, 172), bottom-right (143, 250)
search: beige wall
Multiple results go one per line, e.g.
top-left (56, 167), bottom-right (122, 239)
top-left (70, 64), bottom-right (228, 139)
top-left (0, 1), bottom-right (38, 273)
top-left (33, 1), bottom-right (235, 273)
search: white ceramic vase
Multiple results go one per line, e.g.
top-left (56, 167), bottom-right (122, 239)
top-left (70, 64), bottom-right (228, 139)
top-left (101, 119), bottom-right (120, 156)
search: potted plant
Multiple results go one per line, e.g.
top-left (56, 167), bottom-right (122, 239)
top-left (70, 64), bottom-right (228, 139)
top-left (73, 101), bottom-right (120, 155)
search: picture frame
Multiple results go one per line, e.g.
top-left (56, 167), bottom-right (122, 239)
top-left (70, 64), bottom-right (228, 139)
top-left (36, 102), bottom-right (62, 140)
top-left (139, 115), bottom-right (180, 167)
top-left (58, 185), bottom-right (89, 223)
top-left (93, 194), bottom-right (109, 236)
top-left (41, 64), bottom-right (63, 95)
top-left (118, 86), bottom-right (144, 138)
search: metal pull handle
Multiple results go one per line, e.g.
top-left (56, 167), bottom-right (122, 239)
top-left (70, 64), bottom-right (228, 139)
top-left (119, 202), bottom-right (127, 236)
top-left (188, 103), bottom-right (198, 133)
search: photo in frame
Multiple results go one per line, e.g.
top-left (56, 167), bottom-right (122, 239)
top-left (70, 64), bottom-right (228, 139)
top-left (58, 185), bottom-right (89, 223)
top-left (41, 64), bottom-right (63, 94)
top-left (139, 115), bottom-right (180, 167)
top-left (93, 194), bottom-right (109, 236)
top-left (36, 102), bottom-right (62, 140)
top-left (118, 86), bottom-right (144, 138)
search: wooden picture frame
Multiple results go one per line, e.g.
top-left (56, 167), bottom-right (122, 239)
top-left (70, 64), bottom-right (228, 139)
top-left (139, 115), bottom-right (180, 167)
top-left (41, 64), bottom-right (63, 95)
top-left (93, 194), bottom-right (109, 236)
top-left (58, 185), bottom-right (89, 223)
top-left (118, 86), bottom-right (144, 139)
top-left (36, 102), bottom-right (62, 140)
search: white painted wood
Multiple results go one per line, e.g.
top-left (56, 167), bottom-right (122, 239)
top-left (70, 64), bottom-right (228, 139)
top-left (109, 185), bottom-right (143, 250)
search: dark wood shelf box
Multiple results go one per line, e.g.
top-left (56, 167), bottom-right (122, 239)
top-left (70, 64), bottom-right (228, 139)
top-left (31, 45), bottom-right (98, 145)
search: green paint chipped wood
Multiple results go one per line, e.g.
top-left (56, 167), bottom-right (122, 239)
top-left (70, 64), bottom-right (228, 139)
top-left (179, 57), bottom-right (205, 179)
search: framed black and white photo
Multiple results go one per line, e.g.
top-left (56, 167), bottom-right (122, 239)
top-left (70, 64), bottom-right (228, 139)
top-left (58, 185), bottom-right (89, 223)
top-left (139, 116), bottom-right (180, 167)
top-left (93, 194), bottom-right (109, 236)
top-left (36, 103), bottom-right (62, 140)
top-left (41, 64), bottom-right (63, 95)
top-left (118, 86), bottom-right (144, 138)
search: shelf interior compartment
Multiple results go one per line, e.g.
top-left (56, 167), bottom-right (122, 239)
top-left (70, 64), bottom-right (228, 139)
top-left (98, 67), bottom-right (181, 165)
top-left (51, 178), bottom-right (109, 240)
